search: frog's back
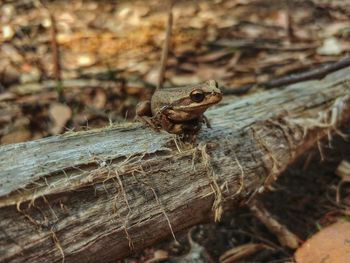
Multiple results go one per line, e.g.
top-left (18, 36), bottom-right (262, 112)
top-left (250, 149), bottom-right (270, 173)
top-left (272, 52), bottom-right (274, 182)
top-left (150, 88), bottom-right (182, 115)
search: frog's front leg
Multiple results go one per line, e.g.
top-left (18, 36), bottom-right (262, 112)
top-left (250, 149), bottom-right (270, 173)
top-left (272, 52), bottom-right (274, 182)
top-left (136, 101), bottom-right (152, 117)
top-left (135, 100), bottom-right (160, 132)
top-left (160, 114), bottom-right (184, 134)
top-left (202, 115), bottom-right (212, 128)
top-left (136, 115), bottom-right (160, 132)
top-left (161, 115), bottom-right (203, 135)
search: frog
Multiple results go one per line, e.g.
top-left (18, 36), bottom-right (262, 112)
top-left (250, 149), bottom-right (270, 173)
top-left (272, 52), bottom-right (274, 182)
top-left (136, 80), bottom-right (222, 135)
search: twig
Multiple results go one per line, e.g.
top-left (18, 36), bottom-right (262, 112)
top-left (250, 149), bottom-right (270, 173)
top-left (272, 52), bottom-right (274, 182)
top-left (285, 0), bottom-right (295, 43)
top-left (157, 0), bottom-right (174, 90)
top-left (213, 39), bottom-right (317, 51)
top-left (223, 56), bottom-right (350, 95)
top-left (49, 13), bottom-right (65, 103)
top-left (39, 1), bottom-right (65, 103)
top-left (221, 83), bottom-right (254, 96)
top-left (263, 56), bottom-right (350, 88)
top-left (249, 200), bottom-right (301, 249)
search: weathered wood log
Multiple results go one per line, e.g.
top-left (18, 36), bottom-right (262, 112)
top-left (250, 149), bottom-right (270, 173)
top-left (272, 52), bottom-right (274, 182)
top-left (1, 67), bottom-right (350, 263)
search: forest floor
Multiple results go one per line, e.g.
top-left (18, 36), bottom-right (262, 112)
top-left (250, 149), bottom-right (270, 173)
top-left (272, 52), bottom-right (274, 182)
top-left (1, 0), bottom-right (350, 262)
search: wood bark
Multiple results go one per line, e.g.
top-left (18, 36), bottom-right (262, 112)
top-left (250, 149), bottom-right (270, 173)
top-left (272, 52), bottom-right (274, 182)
top-left (0, 67), bottom-right (350, 262)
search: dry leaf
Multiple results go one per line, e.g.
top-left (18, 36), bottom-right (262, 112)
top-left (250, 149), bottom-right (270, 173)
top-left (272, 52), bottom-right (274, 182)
top-left (195, 50), bottom-right (234, 63)
top-left (144, 68), bottom-right (159, 86)
top-left (317, 37), bottom-right (343, 55)
top-left (170, 74), bottom-right (202, 86)
top-left (336, 160), bottom-right (350, 179)
top-left (295, 220), bottom-right (350, 263)
top-left (19, 68), bottom-right (41, 84)
top-left (0, 92), bottom-right (16, 101)
top-left (195, 65), bottom-right (231, 80)
top-left (92, 89), bottom-right (106, 109)
top-left (322, 22), bottom-right (350, 37)
top-left (116, 6), bottom-right (149, 26)
top-left (0, 64), bottom-right (20, 86)
top-left (144, 250), bottom-right (168, 263)
top-left (76, 54), bottom-right (97, 67)
top-left (2, 25), bottom-right (15, 41)
top-left (335, 160), bottom-right (350, 204)
top-left (268, 10), bottom-right (288, 28)
top-left (1, 129), bottom-right (31, 144)
top-left (49, 103), bottom-right (72, 135)
top-left (1, 44), bottom-right (24, 64)
top-left (220, 243), bottom-right (270, 263)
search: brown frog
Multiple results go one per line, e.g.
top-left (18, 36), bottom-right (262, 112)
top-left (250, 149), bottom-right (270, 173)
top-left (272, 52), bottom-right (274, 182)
top-left (136, 80), bottom-right (222, 135)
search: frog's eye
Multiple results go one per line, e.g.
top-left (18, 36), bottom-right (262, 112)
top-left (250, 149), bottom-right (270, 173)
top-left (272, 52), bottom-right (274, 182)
top-left (190, 89), bottom-right (205, 103)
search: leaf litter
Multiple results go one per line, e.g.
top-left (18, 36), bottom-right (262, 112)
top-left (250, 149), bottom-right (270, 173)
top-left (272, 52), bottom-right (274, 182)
top-left (1, 0), bottom-right (350, 262)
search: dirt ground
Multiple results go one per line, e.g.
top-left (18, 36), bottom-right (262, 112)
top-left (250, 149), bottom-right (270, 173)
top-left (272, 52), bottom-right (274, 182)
top-left (1, 0), bottom-right (350, 262)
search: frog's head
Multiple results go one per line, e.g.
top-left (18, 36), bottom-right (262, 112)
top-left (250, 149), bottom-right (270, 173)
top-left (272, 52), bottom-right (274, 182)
top-left (151, 80), bottom-right (222, 122)
top-left (171, 80), bottom-right (222, 112)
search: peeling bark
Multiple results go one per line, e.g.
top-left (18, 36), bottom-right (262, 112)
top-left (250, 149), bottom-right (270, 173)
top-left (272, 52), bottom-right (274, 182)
top-left (0, 67), bottom-right (350, 262)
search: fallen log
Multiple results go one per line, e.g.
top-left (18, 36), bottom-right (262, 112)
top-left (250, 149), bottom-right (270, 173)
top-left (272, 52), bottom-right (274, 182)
top-left (0, 67), bottom-right (350, 262)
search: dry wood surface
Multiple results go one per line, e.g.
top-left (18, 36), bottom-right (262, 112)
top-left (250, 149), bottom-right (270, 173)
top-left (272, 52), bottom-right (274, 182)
top-left (0, 67), bottom-right (350, 262)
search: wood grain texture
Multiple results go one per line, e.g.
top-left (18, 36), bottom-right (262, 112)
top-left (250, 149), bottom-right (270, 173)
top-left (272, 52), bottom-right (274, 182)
top-left (1, 67), bottom-right (350, 262)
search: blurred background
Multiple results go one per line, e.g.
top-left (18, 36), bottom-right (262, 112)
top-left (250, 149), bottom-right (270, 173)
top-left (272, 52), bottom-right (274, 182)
top-left (1, 0), bottom-right (349, 145)
top-left (1, 1), bottom-right (350, 262)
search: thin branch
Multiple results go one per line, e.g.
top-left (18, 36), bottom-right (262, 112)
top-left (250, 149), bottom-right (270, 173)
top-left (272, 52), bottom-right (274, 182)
top-left (249, 201), bottom-right (301, 249)
top-left (49, 12), bottom-right (65, 103)
top-left (286, 0), bottom-right (295, 43)
top-left (223, 56), bottom-right (350, 95)
top-left (263, 56), bottom-right (350, 88)
top-left (157, 0), bottom-right (174, 90)
top-left (39, 0), bottom-right (65, 103)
